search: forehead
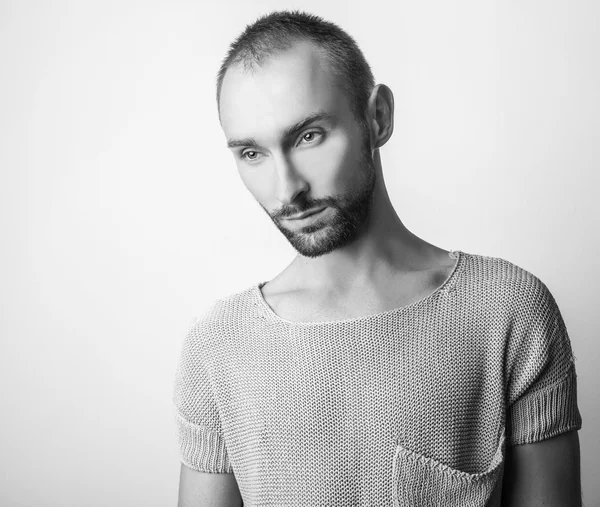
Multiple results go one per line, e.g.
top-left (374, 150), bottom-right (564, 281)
top-left (219, 41), bottom-right (350, 141)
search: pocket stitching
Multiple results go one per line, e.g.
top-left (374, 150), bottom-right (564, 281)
top-left (393, 429), bottom-right (506, 483)
top-left (394, 445), bottom-right (502, 483)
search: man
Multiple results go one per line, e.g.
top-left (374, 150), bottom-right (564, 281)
top-left (173, 10), bottom-right (582, 507)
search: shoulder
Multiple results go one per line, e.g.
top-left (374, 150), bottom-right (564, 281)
top-left (185, 283), bottom-right (260, 348)
top-left (459, 252), bottom-right (574, 381)
top-left (460, 250), bottom-right (546, 291)
top-left (458, 250), bottom-right (558, 317)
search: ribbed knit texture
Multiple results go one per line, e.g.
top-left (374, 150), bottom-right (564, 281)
top-left (173, 250), bottom-right (582, 506)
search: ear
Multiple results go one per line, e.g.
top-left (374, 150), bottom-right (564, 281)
top-left (366, 84), bottom-right (394, 150)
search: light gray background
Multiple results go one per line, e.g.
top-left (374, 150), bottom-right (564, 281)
top-left (1, 1), bottom-right (598, 506)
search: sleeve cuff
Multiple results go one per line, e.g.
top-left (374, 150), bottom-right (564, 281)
top-left (507, 364), bottom-right (582, 446)
top-left (175, 409), bottom-right (234, 473)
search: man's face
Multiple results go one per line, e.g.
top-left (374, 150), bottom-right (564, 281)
top-left (219, 41), bottom-right (376, 259)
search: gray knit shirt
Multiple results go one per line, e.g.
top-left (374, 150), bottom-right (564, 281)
top-left (172, 250), bottom-right (582, 506)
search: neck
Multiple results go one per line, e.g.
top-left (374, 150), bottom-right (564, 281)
top-left (289, 154), bottom-right (444, 292)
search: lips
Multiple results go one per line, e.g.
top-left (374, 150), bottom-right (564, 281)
top-left (287, 207), bottom-right (325, 220)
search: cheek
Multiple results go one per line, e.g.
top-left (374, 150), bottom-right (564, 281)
top-left (292, 132), bottom-right (358, 188)
top-left (236, 162), bottom-right (277, 209)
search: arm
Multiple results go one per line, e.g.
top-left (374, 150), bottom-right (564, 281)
top-left (174, 312), bottom-right (242, 506)
top-left (501, 429), bottom-right (581, 507)
top-left (178, 463), bottom-right (243, 507)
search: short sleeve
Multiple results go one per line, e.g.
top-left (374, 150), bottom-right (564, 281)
top-left (505, 278), bottom-right (582, 446)
top-left (172, 316), bottom-right (233, 473)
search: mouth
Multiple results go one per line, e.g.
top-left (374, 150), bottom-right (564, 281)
top-left (286, 207), bottom-right (326, 221)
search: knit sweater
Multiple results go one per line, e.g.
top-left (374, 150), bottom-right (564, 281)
top-left (172, 250), bottom-right (582, 506)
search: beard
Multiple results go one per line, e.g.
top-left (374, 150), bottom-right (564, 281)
top-left (264, 142), bottom-right (377, 259)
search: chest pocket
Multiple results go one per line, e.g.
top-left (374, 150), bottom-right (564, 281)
top-left (391, 428), bottom-right (505, 507)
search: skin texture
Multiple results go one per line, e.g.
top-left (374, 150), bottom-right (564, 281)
top-left (178, 40), bottom-right (582, 506)
top-left (178, 464), bottom-right (242, 507)
top-left (501, 430), bottom-right (582, 507)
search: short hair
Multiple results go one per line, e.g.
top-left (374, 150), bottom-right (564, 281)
top-left (216, 10), bottom-right (376, 128)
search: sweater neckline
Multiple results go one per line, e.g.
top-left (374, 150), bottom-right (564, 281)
top-left (254, 249), bottom-right (465, 326)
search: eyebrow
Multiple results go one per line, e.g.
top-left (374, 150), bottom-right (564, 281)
top-left (226, 111), bottom-right (334, 149)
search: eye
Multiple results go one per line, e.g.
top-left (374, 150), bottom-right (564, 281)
top-left (299, 131), bottom-right (322, 145)
top-left (241, 150), bottom-right (260, 162)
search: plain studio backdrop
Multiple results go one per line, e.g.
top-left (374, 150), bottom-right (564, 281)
top-left (1, 1), bottom-right (598, 506)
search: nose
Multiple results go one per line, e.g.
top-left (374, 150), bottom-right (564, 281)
top-left (273, 153), bottom-right (309, 206)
